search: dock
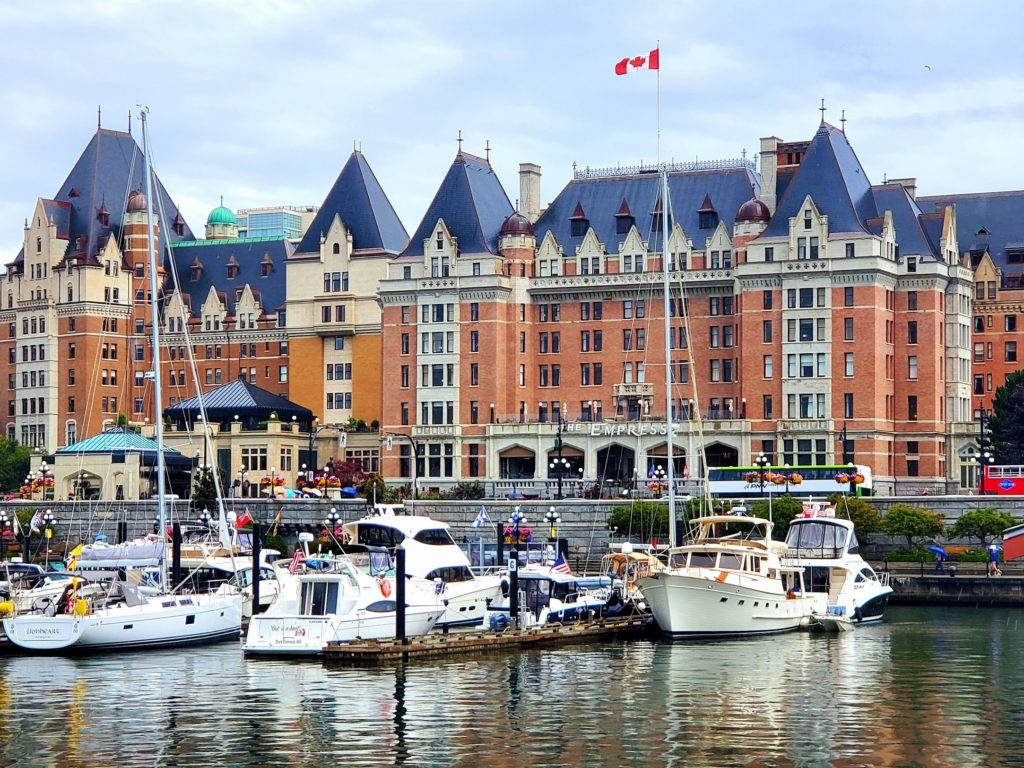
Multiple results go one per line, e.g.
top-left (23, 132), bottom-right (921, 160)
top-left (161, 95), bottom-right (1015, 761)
top-left (322, 615), bottom-right (651, 664)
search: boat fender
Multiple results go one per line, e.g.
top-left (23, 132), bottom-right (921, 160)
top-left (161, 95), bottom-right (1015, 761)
top-left (379, 577), bottom-right (392, 598)
top-left (500, 578), bottom-right (510, 598)
top-left (853, 606), bottom-right (863, 622)
top-left (0, 601), bottom-right (11, 617)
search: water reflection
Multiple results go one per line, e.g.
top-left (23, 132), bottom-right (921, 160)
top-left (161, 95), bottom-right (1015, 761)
top-left (0, 608), bottom-right (1022, 767)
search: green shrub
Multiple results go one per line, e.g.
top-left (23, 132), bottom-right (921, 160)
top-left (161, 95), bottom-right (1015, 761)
top-left (886, 547), bottom-right (931, 562)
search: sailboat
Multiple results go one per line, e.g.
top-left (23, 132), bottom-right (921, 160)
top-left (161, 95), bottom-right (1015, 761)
top-left (2, 110), bottom-right (244, 652)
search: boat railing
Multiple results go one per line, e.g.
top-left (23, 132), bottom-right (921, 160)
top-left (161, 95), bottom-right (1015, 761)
top-left (877, 571), bottom-right (891, 587)
top-left (783, 546), bottom-right (845, 560)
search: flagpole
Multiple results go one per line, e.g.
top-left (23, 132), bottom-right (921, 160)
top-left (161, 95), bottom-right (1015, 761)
top-left (656, 39), bottom-right (661, 167)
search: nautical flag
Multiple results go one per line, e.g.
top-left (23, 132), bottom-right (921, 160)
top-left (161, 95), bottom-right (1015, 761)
top-left (236, 511), bottom-right (253, 529)
top-left (11, 513), bottom-right (20, 537)
top-left (29, 511), bottom-right (43, 533)
top-left (271, 509), bottom-right (282, 537)
top-left (615, 48), bottom-right (659, 75)
top-left (472, 506), bottom-right (490, 529)
top-left (551, 552), bottom-right (572, 575)
top-left (648, 465), bottom-right (655, 478)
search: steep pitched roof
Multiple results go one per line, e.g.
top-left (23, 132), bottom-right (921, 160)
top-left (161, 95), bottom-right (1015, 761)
top-left (918, 190), bottom-right (1024, 269)
top-left (401, 151), bottom-right (514, 258)
top-left (762, 122), bottom-right (876, 238)
top-left (294, 150), bottom-right (408, 256)
top-left (40, 128), bottom-right (194, 264)
top-left (871, 184), bottom-right (939, 259)
top-left (534, 165), bottom-right (758, 253)
top-left (169, 237), bottom-right (293, 317)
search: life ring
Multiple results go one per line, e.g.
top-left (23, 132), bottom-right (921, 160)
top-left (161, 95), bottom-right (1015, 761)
top-left (379, 578), bottom-right (392, 598)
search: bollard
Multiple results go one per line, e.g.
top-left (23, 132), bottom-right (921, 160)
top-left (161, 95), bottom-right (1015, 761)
top-left (171, 522), bottom-right (182, 590)
top-left (509, 545), bottom-right (519, 629)
top-left (251, 522), bottom-right (262, 615)
top-left (395, 546), bottom-right (406, 643)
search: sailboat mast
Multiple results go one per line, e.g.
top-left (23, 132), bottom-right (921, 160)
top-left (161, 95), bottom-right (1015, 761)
top-left (141, 110), bottom-right (168, 591)
top-left (661, 168), bottom-right (676, 547)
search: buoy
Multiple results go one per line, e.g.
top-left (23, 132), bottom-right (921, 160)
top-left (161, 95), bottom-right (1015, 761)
top-left (379, 578), bottom-right (392, 598)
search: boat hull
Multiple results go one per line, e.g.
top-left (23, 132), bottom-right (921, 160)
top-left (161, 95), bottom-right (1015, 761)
top-left (437, 578), bottom-right (504, 628)
top-left (639, 572), bottom-right (823, 638)
top-left (244, 604), bottom-right (443, 655)
top-left (2, 593), bottom-right (243, 652)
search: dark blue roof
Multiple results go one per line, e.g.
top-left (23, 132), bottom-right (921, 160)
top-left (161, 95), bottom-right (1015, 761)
top-left (402, 152), bottom-right (514, 258)
top-left (166, 378), bottom-right (313, 422)
top-left (918, 191), bottom-right (1024, 269)
top-left (762, 123), bottom-right (876, 238)
top-left (871, 184), bottom-right (938, 259)
top-left (535, 166), bottom-right (758, 253)
top-left (170, 237), bottom-right (293, 317)
top-left (295, 151), bottom-right (408, 255)
top-left (33, 129), bottom-right (194, 265)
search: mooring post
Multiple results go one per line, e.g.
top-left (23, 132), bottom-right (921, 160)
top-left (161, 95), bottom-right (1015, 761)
top-left (251, 522), bottom-right (263, 615)
top-left (117, 521), bottom-right (128, 544)
top-left (396, 546), bottom-right (407, 643)
top-left (171, 522), bottom-right (182, 589)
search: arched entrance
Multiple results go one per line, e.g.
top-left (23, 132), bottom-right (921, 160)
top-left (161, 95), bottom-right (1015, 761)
top-left (498, 445), bottom-right (536, 479)
top-left (704, 442), bottom-right (738, 469)
top-left (646, 442), bottom-right (687, 479)
top-left (596, 444), bottom-right (636, 486)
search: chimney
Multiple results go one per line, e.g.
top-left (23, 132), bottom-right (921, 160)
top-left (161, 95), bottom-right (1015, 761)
top-left (519, 163), bottom-right (542, 223)
top-left (889, 177), bottom-right (918, 200)
top-left (759, 136), bottom-right (780, 214)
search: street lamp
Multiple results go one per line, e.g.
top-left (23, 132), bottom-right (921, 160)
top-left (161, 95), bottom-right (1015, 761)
top-left (783, 463), bottom-right (791, 494)
top-left (198, 510), bottom-right (212, 528)
top-left (324, 507), bottom-right (341, 537)
top-left (41, 510), bottom-right (55, 568)
top-left (552, 404), bottom-right (568, 499)
top-left (545, 507), bottom-right (560, 542)
top-left (754, 452), bottom-right (770, 497)
top-left (0, 511), bottom-right (9, 560)
top-left (308, 417), bottom-right (330, 480)
top-left (152, 516), bottom-right (160, 535)
top-left (971, 450), bottom-right (995, 494)
top-left (507, 507), bottom-right (526, 627)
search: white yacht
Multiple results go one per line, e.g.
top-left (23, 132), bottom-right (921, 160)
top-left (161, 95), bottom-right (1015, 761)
top-left (488, 564), bottom-right (624, 630)
top-left (782, 502), bottom-right (892, 623)
top-left (637, 515), bottom-right (824, 638)
top-left (341, 505), bottom-right (504, 628)
top-left (244, 548), bottom-right (444, 655)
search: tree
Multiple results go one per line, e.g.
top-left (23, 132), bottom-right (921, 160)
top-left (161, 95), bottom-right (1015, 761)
top-left (988, 370), bottom-right (1024, 462)
top-left (948, 507), bottom-right (1017, 548)
top-left (881, 504), bottom-right (945, 549)
top-left (606, 502), bottom-right (669, 542)
top-left (191, 466), bottom-right (217, 512)
top-left (0, 438), bottom-right (32, 493)
top-left (827, 494), bottom-right (882, 536)
top-left (746, 495), bottom-right (804, 540)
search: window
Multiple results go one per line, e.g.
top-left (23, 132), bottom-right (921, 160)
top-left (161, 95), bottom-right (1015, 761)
top-left (844, 393), bottom-right (854, 419)
top-left (470, 331), bottom-right (479, 353)
top-left (1007, 315), bottom-right (1018, 332)
top-left (763, 395), bottom-right (773, 419)
top-left (908, 356), bottom-right (918, 380)
top-left (69, 343), bottom-right (76, 359)
top-left (623, 301), bottom-right (633, 319)
top-left (470, 302), bottom-right (479, 321)
top-left (845, 353), bottom-right (854, 377)
top-left (764, 246), bottom-right (774, 262)
top-left (799, 288), bottom-right (813, 308)
top-left (471, 364), bottom-right (479, 386)
top-left (908, 321), bottom-right (918, 344)
top-left (763, 355), bottom-right (773, 378)
top-left (908, 291), bottom-right (917, 310)
top-left (846, 242), bottom-right (855, 258)
top-left (763, 320), bottom-right (772, 343)
top-left (763, 290), bottom-right (772, 310)
top-left (799, 319), bottom-right (813, 342)
top-left (844, 318), bottom-right (854, 341)
top-left (908, 395), bottom-right (918, 421)
top-left (278, 366), bottom-right (288, 383)
top-left (1007, 342), bottom-right (1018, 363)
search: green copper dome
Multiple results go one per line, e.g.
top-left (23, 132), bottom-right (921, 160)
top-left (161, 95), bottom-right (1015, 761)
top-left (207, 205), bottom-right (237, 225)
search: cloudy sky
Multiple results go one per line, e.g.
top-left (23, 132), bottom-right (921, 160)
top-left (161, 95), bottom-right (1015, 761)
top-left (1, 0), bottom-right (1022, 258)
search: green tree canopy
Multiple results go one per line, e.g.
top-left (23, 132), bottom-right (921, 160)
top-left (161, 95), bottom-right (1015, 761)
top-left (0, 439), bottom-right (32, 493)
top-left (881, 504), bottom-right (945, 549)
top-left (948, 507), bottom-right (1017, 548)
top-left (607, 502), bottom-right (669, 542)
top-left (191, 466), bottom-right (217, 512)
top-left (988, 370), bottom-right (1024, 462)
top-left (746, 495), bottom-right (804, 540)
top-left (827, 494), bottom-right (883, 536)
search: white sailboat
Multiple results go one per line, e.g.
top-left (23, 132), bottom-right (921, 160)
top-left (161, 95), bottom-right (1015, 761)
top-left (3, 110), bottom-right (243, 652)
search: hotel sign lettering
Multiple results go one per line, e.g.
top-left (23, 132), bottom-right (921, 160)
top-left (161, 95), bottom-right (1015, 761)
top-left (564, 422), bottom-right (680, 437)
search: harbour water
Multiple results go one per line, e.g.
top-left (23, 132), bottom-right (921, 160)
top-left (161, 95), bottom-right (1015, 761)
top-left (1, 606), bottom-right (1022, 767)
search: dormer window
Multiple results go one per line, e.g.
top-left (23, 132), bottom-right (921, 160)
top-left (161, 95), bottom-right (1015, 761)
top-left (226, 257), bottom-right (239, 279)
top-left (190, 256), bottom-right (203, 283)
top-left (1008, 249), bottom-right (1024, 264)
top-left (569, 203), bottom-right (588, 238)
top-left (697, 194), bottom-right (718, 230)
top-left (173, 212), bottom-right (185, 236)
top-left (804, 210), bottom-right (812, 230)
top-left (260, 252), bottom-right (273, 277)
top-left (615, 199), bottom-right (635, 235)
top-left (436, 231), bottom-right (444, 250)
top-left (333, 243), bottom-right (340, 255)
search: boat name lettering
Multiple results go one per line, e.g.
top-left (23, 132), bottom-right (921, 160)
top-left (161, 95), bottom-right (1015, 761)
top-left (26, 627), bottom-right (63, 636)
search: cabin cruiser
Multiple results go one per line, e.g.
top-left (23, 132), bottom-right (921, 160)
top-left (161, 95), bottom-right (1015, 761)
top-left (637, 515), bottom-right (824, 638)
top-left (341, 505), bottom-right (504, 628)
top-left (782, 501), bottom-right (892, 623)
top-left (488, 562), bottom-right (625, 630)
top-left (244, 539), bottom-right (444, 656)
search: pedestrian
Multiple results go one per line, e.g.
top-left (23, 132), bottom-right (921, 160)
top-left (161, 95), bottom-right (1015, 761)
top-left (934, 552), bottom-right (944, 573)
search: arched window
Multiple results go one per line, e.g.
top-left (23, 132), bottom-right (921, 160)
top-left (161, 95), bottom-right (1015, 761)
top-left (67, 284), bottom-right (73, 302)
top-left (332, 242), bottom-right (340, 255)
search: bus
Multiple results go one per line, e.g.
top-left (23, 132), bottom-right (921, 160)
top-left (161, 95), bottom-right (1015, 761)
top-left (707, 464), bottom-right (873, 498)
top-left (979, 465), bottom-right (1024, 495)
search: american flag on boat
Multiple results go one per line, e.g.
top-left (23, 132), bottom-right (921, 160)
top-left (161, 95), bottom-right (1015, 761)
top-left (551, 552), bottom-right (572, 575)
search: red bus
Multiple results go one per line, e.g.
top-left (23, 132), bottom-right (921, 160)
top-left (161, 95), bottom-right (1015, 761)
top-left (979, 465), bottom-right (1024, 495)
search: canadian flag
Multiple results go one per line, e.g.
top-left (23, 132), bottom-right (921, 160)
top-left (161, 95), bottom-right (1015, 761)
top-left (615, 48), bottom-right (659, 75)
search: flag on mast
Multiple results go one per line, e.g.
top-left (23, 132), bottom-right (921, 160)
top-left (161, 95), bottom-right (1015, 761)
top-left (551, 551), bottom-right (572, 575)
top-left (615, 48), bottom-right (659, 75)
top-left (472, 506), bottom-right (490, 529)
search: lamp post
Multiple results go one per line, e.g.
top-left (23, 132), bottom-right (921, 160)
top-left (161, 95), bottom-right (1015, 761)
top-left (783, 463), bottom-right (791, 494)
top-left (552, 404), bottom-right (567, 499)
top-left (972, 450), bottom-right (995, 494)
top-left (41, 510), bottom-right (55, 568)
top-left (324, 507), bottom-right (341, 539)
top-left (846, 461), bottom-right (857, 496)
top-left (545, 507), bottom-right (560, 543)
top-left (754, 452), bottom-right (770, 497)
top-left (308, 417), bottom-right (330, 481)
top-left (507, 507), bottom-right (525, 627)
top-left (388, 433), bottom-right (423, 500)
top-left (0, 511), bottom-right (8, 560)
top-left (198, 510), bottom-right (212, 529)
top-left (39, 461), bottom-right (52, 499)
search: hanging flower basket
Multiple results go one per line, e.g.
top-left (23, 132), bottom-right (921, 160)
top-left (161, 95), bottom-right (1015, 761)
top-left (771, 474), bottom-right (787, 486)
top-left (835, 472), bottom-right (850, 484)
top-left (744, 471), bottom-right (761, 484)
top-left (503, 526), bottom-right (533, 544)
top-left (788, 473), bottom-right (803, 485)
top-left (259, 476), bottom-right (285, 487)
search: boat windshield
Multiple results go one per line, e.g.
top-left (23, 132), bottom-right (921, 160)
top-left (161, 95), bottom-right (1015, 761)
top-left (356, 524), bottom-right (405, 548)
top-left (784, 521), bottom-right (849, 559)
top-left (413, 528), bottom-right (456, 546)
top-left (301, 581), bottom-right (340, 615)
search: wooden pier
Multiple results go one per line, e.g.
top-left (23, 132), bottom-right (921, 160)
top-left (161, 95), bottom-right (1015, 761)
top-left (322, 615), bottom-right (651, 664)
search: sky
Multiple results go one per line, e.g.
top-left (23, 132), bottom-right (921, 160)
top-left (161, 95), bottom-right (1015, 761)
top-left (2, 0), bottom-right (1024, 258)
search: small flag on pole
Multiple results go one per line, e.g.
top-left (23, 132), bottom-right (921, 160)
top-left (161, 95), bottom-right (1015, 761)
top-left (29, 511), bottom-right (43, 533)
top-left (615, 48), bottom-right (660, 76)
top-left (472, 506), bottom-right (490, 529)
top-left (551, 551), bottom-right (572, 575)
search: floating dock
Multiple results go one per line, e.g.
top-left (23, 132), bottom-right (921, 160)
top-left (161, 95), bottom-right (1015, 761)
top-left (322, 615), bottom-right (651, 664)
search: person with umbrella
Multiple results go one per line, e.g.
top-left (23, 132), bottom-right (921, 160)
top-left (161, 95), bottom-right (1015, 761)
top-left (929, 544), bottom-right (947, 573)
top-left (988, 545), bottom-right (1003, 577)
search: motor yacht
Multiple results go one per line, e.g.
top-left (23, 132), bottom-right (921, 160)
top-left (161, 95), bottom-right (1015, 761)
top-left (341, 505), bottom-right (504, 628)
top-left (782, 501), bottom-right (892, 623)
top-left (637, 515), bottom-right (824, 638)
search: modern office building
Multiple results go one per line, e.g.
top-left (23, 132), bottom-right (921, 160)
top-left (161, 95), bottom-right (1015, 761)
top-left (235, 205), bottom-right (319, 241)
